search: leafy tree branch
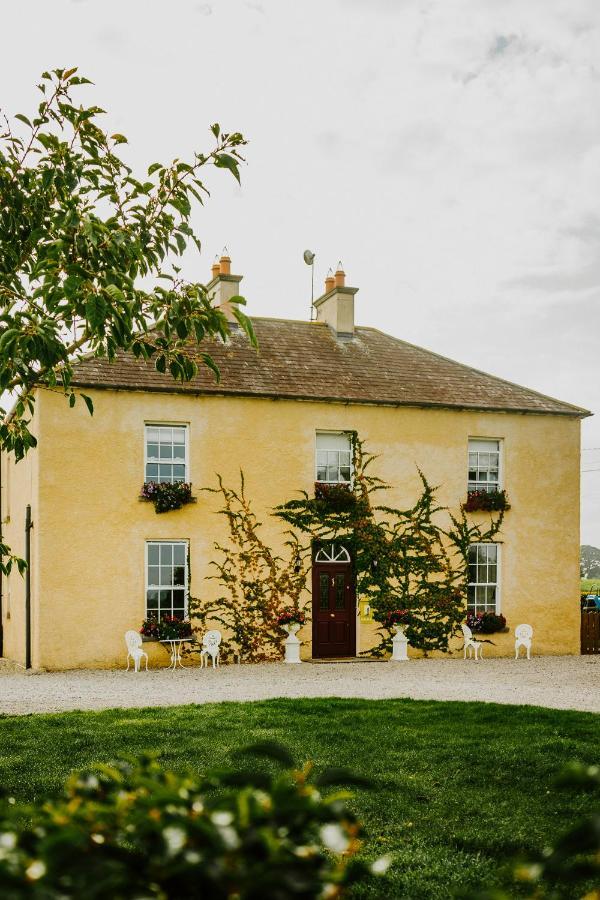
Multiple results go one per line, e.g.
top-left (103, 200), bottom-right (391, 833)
top-left (0, 67), bottom-right (255, 464)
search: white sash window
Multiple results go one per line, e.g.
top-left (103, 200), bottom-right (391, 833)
top-left (467, 543), bottom-right (500, 613)
top-left (315, 432), bottom-right (352, 483)
top-left (146, 541), bottom-right (188, 619)
top-left (145, 425), bottom-right (188, 483)
top-left (468, 439), bottom-right (501, 493)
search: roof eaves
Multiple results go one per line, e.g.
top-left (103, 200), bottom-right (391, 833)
top-left (67, 379), bottom-right (590, 417)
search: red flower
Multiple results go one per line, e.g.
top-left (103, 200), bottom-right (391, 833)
top-left (385, 609), bottom-right (411, 628)
top-left (277, 608), bottom-right (306, 626)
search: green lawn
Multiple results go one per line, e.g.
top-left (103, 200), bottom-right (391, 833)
top-left (0, 699), bottom-right (598, 898)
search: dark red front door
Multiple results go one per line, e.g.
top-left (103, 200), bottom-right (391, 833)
top-left (312, 564), bottom-right (356, 658)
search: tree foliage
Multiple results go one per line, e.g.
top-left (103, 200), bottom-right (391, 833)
top-left (0, 67), bottom-right (255, 575)
top-left (0, 747), bottom-right (386, 898)
top-left (276, 436), bottom-right (504, 656)
top-left (0, 67), bottom-right (254, 465)
top-left (189, 474), bottom-right (309, 662)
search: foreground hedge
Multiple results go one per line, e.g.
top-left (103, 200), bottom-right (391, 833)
top-left (0, 745), bottom-right (386, 899)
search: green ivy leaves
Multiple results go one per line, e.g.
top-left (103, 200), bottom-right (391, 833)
top-left (276, 437), bottom-right (504, 657)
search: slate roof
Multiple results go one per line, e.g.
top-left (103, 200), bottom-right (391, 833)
top-left (70, 317), bottom-right (589, 417)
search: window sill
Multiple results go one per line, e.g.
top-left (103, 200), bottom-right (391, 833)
top-left (468, 625), bottom-right (510, 635)
top-left (139, 497), bottom-right (197, 503)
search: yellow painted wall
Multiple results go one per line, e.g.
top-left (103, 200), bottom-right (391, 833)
top-left (1, 387), bottom-right (582, 669)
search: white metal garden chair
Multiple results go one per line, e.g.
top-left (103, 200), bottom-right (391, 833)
top-left (461, 623), bottom-right (483, 660)
top-left (125, 630), bottom-right (148, 672)
top-left (515, 624), bottom-right (533, 660)
top-left (200, 630), bottom-right (222, 669)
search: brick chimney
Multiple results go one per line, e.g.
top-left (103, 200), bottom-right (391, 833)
top-left (207, 248), bottom-right (243, 321)
top-left (313, 262), bottom-right (358, 338)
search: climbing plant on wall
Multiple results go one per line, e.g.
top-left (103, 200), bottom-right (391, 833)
top-left (373, 472), bottom-right (505, 655)
top-left (276, 436), bottom-right (504, 656)
top-left (189, 474), bottom-right (309, 662)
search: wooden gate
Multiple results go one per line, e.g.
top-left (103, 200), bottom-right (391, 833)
top-left (581, 610), bottom-right (600, 654)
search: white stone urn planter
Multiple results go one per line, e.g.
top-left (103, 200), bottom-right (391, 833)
top-left (390, 624), bottom-right (409, 662)
top-left (282, 622), bottom-right (302, 664)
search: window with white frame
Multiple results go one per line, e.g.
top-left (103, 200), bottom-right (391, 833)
top-left (145, 425), bottom-right (187, 484)
top-left (468, 439), bottom-right (500, 493)
top-left (146, 541), bottom-right (187, 620)
top-left (315, 432), bottom-right (352, 483)
top-left (467, 543), bottom-right (499, 613)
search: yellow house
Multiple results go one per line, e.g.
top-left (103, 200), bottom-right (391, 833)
top-left (0, 256), bottom-right (590, 669)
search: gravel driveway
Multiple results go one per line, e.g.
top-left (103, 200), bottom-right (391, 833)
top-left (0, 656), bottom-right (598, 716)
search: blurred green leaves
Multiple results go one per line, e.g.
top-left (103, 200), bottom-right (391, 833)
top-left (0, 745), bottom-right (384, 898)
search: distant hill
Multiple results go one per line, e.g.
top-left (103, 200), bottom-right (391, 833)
top-left (581, 545), bottom-right (600, 579)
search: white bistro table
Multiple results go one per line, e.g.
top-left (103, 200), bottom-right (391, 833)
top-left (159, 637), bottom-right (196, 670)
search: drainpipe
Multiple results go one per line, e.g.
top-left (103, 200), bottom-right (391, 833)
top-left (0, 452), bottom-right (3, 659)
top-left (25, 505), bottom-right (32, 670)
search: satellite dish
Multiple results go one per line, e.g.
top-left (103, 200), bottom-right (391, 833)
top-left (303, 249), bottom-right (315, 265)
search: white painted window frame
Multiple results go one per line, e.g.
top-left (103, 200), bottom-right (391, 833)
top-left (145, 540), bottom-right (189, 619)
top-left (315, 544), bottom-right (352, 564)
top-left (144, 423), bottom-right (189, 484)
top-left (467, 542), bottom-right (501, 614)
top-left (315, 430), bottom-right (353, 484)
top-left (467, 437), bottom-right (504, 493)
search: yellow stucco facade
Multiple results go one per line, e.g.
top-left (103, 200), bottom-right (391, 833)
top-left (1, 384), bottom-right (582, 670)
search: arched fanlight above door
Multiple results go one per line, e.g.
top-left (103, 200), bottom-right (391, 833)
top-left (314, 544), bottom-right (351, 564)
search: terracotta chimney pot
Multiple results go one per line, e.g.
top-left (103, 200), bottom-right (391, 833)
top-left (325, 269), bottom-right (335, 293)
top-left (220, 254), bottom-right (231, 276)
top-left (211, 259), bottom-right (221, 279)
top-left (334, 262), bottom-right (345, 288)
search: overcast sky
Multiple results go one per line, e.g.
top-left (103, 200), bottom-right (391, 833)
top-left (3, 0), bottom-right (599, 542)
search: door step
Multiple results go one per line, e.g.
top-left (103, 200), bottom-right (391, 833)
top-left (308, 657), bottom-right (384, 664)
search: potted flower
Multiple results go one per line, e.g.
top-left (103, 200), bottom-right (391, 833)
top-left (140, 616), bottom-right (160, 641)
top-left (384, 609), bottom-right (411, 636)
top-left (385, 609), bottom-right (411, 662)
top-left (277, 609), bottom-right (306, 665)
top-left (140, 481), bottom-right (194, 514)
top-left (466, 611), bottom-right (507, 634)
top-left (277, 609), bottom-right (306, 635)
top-left (314, 482), bottom-right (357, 513)
top-left (158, 615), bottom-right (193, 640)
top-left (140, 615), bottom-right (193, 641)
top-left (462, 489), bottom-right (510, 513)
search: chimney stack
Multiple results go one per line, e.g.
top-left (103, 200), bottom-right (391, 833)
top-left (313, 261), bottom-right (357, 338)
top-left (207, 248), bottom-right (243, 322)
